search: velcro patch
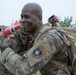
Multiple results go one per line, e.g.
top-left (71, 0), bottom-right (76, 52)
top-left (33, 45), bottom-right (46, 57)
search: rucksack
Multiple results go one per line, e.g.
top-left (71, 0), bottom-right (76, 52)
top-left (34, 24), bottom-right (76, 74)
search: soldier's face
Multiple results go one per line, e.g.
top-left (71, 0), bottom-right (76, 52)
top-left (20, 8), bottom-right (40, 33)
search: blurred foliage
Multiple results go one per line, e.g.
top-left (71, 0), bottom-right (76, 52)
top-left (60, 17), bottom-right (73, 27)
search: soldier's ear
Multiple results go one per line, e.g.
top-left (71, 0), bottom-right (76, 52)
top-left (37, 15), bottom-right (42, 23)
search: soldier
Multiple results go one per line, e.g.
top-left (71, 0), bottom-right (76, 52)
top-left (0, 2), bottom-right (75, 75)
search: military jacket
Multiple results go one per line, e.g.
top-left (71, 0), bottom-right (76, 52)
top-left (0, 25), bottom-right (72, 75)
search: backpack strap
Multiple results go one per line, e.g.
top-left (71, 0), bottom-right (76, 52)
top-left (34, 26), bottom-right (52, 43)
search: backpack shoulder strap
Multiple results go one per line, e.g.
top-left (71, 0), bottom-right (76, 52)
top-left (34, 26), bottom-right (52, 43)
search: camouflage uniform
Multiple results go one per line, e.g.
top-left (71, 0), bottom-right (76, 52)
top-left (0, 36), bottom-right (13, 75)
top-left (0, 24), bottom-right (72, 75)
top-left (0, 28), bottom-right (30, 75)
top-left (11, 28), bottom-right (30, 55)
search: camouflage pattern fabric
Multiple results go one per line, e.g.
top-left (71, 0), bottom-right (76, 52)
top-left (11, 28), bottom-right (29, 55)
top-left (0, 24), bottom-right (73, 75)
top-left (0, 62), bottom-right (13, 75)
top-left (0, 28), bottom-right (29, 75)
top-left (0, 36), bottom-right (13, 75)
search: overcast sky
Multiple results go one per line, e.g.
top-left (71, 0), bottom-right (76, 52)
top-left (0, 0), bottom-right (76, 26)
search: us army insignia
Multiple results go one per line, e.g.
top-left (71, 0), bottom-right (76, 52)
top-left (33, 45), bottom-right (46, 57)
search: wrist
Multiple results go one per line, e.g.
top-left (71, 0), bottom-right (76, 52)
top-left (0, 47), bottom-right (13, 63)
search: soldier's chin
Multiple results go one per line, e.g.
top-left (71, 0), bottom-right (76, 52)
top-left (23, 27), bottom-right (28, 32)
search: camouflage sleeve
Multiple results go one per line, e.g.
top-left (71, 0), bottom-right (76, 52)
top-left (0, 29), bottom-right (63, 75)
top-left (11, 29), bottom-right (22, 53)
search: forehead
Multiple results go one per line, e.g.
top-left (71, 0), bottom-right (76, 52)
top-left (21, 7), bottom-right (30, 13)
top-left (21, 11), bottom-right (30, 16)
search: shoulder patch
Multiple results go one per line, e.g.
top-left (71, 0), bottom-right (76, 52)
top-left (33, 45), bottom-right (46, 57)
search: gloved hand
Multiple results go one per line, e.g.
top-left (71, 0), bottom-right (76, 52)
top-left (1, 38), bottom-right (13, 52)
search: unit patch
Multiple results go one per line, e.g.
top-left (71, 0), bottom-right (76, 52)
top-left (33, 46), bottom-right (46, 57)
top-left (33, 45), bottom-right (46, 57)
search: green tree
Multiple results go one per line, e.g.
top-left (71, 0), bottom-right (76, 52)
top-left (60, 17), bottom-right (73, 27)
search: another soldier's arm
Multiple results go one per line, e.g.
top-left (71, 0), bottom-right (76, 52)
top-left (0, 29), bottom-right (63, 75)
